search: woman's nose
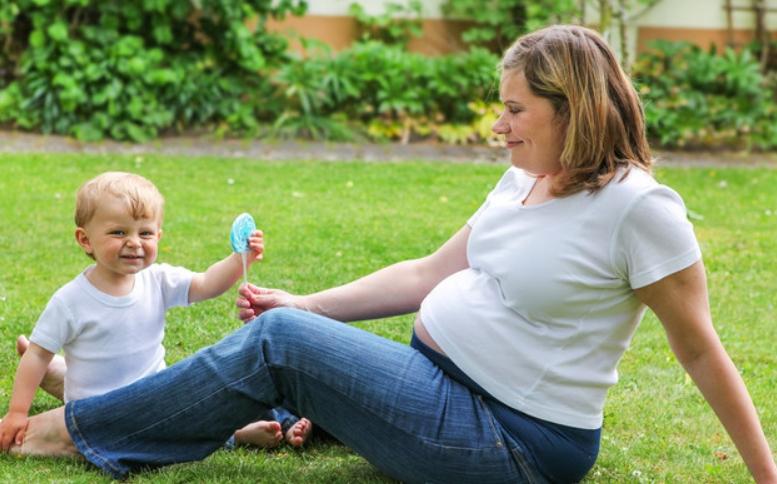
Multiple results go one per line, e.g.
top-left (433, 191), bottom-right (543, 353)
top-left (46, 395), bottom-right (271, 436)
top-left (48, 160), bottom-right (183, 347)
top-left (492, 113), bottom-right (509, 134)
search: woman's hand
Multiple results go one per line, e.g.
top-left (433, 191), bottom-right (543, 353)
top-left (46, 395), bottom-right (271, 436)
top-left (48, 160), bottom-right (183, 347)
top-left (236, 283), bottom-right (307, 323)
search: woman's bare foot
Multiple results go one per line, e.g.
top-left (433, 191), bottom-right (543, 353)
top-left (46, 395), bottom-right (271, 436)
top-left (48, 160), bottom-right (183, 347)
top-left (234, 420), bottom-right (283, 448)
top-left (7, 407), bottom-right (78, 457)
top-left (17, 335), bottom-right (65, 401)
top-left (284, 418), bottom-right (312, 448)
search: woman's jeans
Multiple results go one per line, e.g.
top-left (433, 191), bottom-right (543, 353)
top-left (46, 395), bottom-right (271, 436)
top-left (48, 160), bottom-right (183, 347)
top-left (65, 308), bottom-right (548, 482)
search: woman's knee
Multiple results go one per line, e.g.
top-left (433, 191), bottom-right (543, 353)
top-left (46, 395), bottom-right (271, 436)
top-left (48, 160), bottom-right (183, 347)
top-left (249, 308), bottom-right (350, 362)
top-left (248, 308), bottom-right (325, 347)
top-left (252, 307), bottom-right (309, 331)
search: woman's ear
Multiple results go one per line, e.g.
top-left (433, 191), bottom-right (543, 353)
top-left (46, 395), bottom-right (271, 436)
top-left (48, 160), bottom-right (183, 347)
top-left (75, 227), bottom-right (93, 255)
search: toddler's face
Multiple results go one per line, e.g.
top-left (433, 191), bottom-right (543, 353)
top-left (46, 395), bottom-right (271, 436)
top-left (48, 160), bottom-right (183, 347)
top-left (77, 196), bottom-right (161, 278)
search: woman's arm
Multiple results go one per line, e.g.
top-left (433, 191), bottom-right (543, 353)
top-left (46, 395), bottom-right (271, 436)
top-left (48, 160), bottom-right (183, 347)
top-left (635, 261), bottom-right (777, 483)
top-left (238, 225), bottom-right (471, 322)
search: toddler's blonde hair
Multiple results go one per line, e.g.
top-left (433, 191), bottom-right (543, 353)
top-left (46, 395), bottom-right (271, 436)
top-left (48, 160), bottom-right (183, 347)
top-left (75, 171), bottom-right (164, 227)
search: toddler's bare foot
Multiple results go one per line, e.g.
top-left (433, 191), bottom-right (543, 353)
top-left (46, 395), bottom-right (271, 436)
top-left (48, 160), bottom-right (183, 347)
top-left (234, 420), bottom-right (283, 448)
top-left (17, 335), bottom-right (65, 401)
top-left (285, 418), bottom-right (312, 448)
top-left (7, 407), bottom-right (78, 458)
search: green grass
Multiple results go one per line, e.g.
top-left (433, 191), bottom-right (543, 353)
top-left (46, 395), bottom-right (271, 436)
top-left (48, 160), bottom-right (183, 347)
top-left (0, 154), bottom-right (775, 483)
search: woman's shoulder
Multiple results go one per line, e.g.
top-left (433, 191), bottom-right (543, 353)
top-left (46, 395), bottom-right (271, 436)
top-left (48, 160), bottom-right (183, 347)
top-left (609, 166), bottom-right (656, 190)
top-left (600, 166), bottom-right (673, 202)
top-left (588, 167), bottom-right (689, 224)
top-left (605, 167), bottom-right (690, 229)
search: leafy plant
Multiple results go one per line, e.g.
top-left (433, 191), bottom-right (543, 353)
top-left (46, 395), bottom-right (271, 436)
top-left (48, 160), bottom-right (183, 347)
top-left (348, 1), bottom-right (423, 48)
top-left (271, 43), bottom-right (357, 141)
top-left (441, 0), bottom-right (579, 52)
top-left (633, 40), bottom-right (777, 150)
top-left (0, 0), bottom-right (308, 141)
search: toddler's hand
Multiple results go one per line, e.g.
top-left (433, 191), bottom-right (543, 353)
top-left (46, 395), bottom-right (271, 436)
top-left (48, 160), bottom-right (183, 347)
top-left (0, 410), bottom-right (28, 451)
top-left (247, 230), bottom-right (264, 264)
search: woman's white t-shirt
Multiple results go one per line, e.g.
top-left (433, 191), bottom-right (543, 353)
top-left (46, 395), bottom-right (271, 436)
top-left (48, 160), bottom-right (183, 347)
top-left (419, 166), bottom-right (701, 429)
top-left (30, 263), bottom-right (193, 402)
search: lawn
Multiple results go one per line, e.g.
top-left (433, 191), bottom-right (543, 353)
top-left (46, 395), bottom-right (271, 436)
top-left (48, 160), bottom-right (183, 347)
top-left (0, 153), bottom-right (775, 483)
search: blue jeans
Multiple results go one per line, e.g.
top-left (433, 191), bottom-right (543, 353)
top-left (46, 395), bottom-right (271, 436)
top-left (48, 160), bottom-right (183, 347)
top-left (65, 308), bottom-right (547, 482)
top-left (410, 332), bottom-right (599, 482)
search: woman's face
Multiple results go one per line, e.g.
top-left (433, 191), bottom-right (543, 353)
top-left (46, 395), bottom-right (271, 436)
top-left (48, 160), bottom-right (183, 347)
top-left (492, 70), bottom-right (566, 176)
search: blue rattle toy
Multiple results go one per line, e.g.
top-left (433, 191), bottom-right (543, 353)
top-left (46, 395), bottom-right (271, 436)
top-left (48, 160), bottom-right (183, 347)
top-left (230, 212), bottom-right (256, 287)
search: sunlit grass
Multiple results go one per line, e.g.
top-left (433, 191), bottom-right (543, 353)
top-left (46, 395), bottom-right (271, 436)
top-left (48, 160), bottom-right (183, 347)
top-left (0, 154), bottom-right (774, 482)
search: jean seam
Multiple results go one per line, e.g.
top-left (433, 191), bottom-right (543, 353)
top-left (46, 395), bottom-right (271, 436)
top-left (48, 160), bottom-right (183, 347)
top-left (478, 395), bottom-right (504, 448)
top-left (108, 366), bottom-right (268, 448)
top-left (270, 363), bottom-right (504, 453)
top-left (478, 396), bottom-right (539, 484)
top-left (510, 446), bottom-right (540, 484)
top-left (67, 401), bottom-right (125, 477)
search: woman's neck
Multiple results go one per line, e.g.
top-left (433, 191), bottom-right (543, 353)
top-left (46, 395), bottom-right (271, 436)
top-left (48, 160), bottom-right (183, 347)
top-left (522, 174), bottom-right (557, 206)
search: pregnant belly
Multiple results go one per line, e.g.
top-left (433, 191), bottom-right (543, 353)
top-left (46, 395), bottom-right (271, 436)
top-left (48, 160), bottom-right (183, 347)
top-left (413, 314), bottom-right (446, 355)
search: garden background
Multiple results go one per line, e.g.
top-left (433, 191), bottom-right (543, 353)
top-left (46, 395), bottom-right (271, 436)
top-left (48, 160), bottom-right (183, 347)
top-left (1, 0), bottom-right (776, 482)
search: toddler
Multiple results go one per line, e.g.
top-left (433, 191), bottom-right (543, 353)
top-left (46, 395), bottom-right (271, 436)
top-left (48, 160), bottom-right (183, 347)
top-left (0, 172), bottom-right (311, 450)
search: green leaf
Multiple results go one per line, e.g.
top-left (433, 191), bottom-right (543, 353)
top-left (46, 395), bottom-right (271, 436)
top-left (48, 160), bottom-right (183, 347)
top-left (127, 96), bottom-right (145, 118)
top-left (72, 122), bottom-right (104, 141)
top-left (47, 21), bottom-right (68, 42)
top-left (29, 30), bottom-right (46, 48)
top-left (126, 57), bottom-right (148, 75)
top-left (145, 68), bottom-right (179, 85)
top-left (125, 122), bottom-right (152, 142)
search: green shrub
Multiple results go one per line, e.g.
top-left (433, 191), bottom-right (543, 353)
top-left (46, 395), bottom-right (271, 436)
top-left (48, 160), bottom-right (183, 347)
top-left (633, 41), bottom-right (777, 150)
top-left (348, 0), bottom-right (423, 48)
top-left (270, 40), bottom-right (499, 141)
top-left (0, 0), bottom-right (307, 141)
top-left (270, 40), bottom-right (359, 141)
top-left (336, 41), bottom-right (498, 123)
top-left (0, 1), bottom-right (500, 143)
top-left (441, 0), bottom-right (579, 52)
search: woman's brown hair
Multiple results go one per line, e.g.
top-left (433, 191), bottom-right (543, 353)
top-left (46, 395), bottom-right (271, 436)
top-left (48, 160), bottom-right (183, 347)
top-left (501, 25), bottom-right (652, 196)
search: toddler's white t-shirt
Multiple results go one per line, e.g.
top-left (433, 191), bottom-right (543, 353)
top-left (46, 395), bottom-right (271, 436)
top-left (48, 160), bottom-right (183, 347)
top-left (30, 263), bottom-right (193, 402)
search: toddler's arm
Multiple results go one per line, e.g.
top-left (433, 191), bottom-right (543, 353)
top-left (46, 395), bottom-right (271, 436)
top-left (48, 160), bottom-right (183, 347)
top-left (0, 342), bottom-right (54, 450)
top-left (188, 230), bottom-right (264, 303)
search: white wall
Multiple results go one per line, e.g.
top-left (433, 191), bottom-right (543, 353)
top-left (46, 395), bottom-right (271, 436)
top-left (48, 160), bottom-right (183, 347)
top-left (305, 0), bottom-right (446, 18)
top-left (304, 0), bottom-right (777, 64)
top-left (307, 0), bottom-right (777, 29)
top-left (583, 0), bottom-right (777, 65)
top-left (634, 0), bottom-right (777, 29)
